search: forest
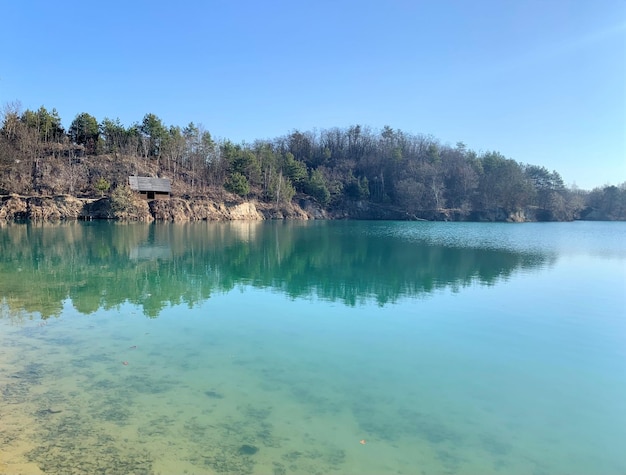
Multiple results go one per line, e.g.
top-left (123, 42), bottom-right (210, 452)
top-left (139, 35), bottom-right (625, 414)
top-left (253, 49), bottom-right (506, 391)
top-left (0, 103), bottom-right (624, 221)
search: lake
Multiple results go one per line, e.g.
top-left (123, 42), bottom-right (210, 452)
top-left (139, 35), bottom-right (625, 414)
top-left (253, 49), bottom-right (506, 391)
top-left (0, 220), bottom-right (625, 475)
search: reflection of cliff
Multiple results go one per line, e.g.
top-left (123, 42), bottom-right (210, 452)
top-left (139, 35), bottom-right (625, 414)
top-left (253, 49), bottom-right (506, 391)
top-left (0, 222), bottom-right (554, 318)
top-left (129, 244), bottom-right (172, 260)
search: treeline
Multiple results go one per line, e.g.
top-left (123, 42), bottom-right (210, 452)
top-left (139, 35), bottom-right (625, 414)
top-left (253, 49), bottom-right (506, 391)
top-left (1, 103), bottom-right (624, 221)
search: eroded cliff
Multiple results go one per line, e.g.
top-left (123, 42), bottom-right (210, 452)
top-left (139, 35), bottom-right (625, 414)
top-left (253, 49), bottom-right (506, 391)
top-left (0, 195), bottom-right (323, 222)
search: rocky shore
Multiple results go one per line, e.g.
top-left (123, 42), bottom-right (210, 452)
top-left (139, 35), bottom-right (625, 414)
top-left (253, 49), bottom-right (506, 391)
top-left (0, 194), bottom-right (326, 222)
top-left (0, 194), bottom-right (592, 222)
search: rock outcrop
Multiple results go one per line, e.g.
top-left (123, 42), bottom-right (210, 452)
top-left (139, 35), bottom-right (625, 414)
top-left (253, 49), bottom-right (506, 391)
top-left (0, 194), bottom-right (560, 223)
top-left (0, 195), bottom-right (85, 221)
top-left (149, 198), bottom-right (266, 221)
top-left (0, 195), bottom-right (27, 220)
top-left (0, 195), bottom-right (321, 222)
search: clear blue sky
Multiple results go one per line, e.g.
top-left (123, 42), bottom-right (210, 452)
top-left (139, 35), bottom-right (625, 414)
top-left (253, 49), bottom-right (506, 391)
top-left (1, 0), bottom-right (624, 189)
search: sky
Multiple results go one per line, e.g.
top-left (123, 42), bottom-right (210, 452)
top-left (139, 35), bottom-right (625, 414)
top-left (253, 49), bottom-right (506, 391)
top-left (1, 0), bottom-right (624, 190)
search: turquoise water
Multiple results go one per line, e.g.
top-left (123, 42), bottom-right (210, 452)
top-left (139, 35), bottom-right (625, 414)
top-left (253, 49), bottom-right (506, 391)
top-left (1, 221), bottom-right (625, 474)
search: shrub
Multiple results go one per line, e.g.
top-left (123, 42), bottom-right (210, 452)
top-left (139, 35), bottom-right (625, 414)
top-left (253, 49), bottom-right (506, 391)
top-left (110, 185), bottom-right (149, 220)
top-left (95, 177), bottom-right (110, 196)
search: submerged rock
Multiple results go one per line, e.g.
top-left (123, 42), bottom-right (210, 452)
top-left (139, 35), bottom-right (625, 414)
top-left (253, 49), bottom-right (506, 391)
top-left (238, 444), bottom-right (259, 455)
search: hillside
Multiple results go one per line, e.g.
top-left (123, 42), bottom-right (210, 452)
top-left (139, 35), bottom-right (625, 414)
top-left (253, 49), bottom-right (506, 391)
top-left (1, 106), bottom-right (624, 221)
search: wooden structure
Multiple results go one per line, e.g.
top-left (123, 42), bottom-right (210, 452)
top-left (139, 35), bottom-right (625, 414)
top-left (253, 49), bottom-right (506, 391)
top-left (128, 176), bottom-right (171, 200)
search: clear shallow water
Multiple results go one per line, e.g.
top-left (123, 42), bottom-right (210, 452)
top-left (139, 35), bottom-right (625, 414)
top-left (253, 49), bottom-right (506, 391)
top-left (0, 221), bottom-right (625, 474)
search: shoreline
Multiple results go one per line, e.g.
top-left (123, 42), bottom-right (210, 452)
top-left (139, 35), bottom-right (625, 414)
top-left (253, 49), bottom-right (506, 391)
top-left (1, 193), bottom-right (613, 223)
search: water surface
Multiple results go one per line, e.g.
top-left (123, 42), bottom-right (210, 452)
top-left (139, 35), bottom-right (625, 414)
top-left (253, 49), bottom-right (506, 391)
top-left (1, 221), bottom-right (625, 474)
